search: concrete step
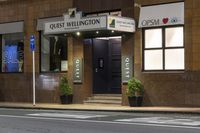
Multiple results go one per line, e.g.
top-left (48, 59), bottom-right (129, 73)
top-left (93, 94), bottom-right (122, 97)
top-left (84, 94), bottom-right (122, 105)
top-left (84, 99), bottom-right (121, 105)
top-left (88, 96), bottom-right (122, 100)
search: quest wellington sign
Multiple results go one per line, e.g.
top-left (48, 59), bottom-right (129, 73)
top-left (44, 10), bottom-right (135, 34)
top-left (45, 14), bottom-right (107, 34)
top-left (138, 2), bottom-right (184, 28)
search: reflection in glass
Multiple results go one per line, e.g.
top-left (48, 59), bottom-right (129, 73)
top-left (165, 49), bottom-right (184, 70)
top-left (2, 33), bottom-right (24, 72)
top-left (145, 29), bottom-right (162, 48)
top-left (144, 50), bottom-right (163, 70)
top-left (165, 27), bottom-right (183, 47)
top-left (41, 33), bottom-right (68, 72)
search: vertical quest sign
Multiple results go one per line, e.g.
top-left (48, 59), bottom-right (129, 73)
top-left (73, 58), bottom-right (83, 83)
top-left (122, 56), bottom-right (133, 83)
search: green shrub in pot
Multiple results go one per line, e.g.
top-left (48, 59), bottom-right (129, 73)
top-left (126, 77), bottom-right (144, 107)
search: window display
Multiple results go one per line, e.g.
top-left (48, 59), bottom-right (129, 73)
top-left (41, 33), bottom-right (68, 72)
top-left (2, 33), bottom-right (24, 72)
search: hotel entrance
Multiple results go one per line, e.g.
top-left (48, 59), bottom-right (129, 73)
top-left (90, 37), bottom-right (122, 94)
top-left (43, 8), bottom-right (135, 104)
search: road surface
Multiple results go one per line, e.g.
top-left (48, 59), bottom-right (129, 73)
top-left (0, 108), bottom-right (200, 133)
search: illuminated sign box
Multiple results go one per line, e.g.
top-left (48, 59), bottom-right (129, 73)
top-left (44, 10), bottom-right (135, 34)
top-left (138, 2), bottom-right (184, 28)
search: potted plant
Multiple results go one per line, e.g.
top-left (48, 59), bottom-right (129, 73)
top-left (126, 77), bottom-right (144, 107)
top-left (59, 76), bottom-right (73, 104)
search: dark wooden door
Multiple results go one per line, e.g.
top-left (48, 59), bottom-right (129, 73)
top-left (107, 38), bottom-right (121, 94)
top-left (93, 39), bottom-right (109, 94)
top-left (93, 38), bottom-right (121, 94)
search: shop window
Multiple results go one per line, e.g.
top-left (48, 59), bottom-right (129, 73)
top-left (2, 33), bottom-right (24, 72)
top-left (145, 29), bottom-right (162, 48)
top-left (40, 33), bottom-right (68, 72)
top-left (143, 26), bottom-right (184, 71)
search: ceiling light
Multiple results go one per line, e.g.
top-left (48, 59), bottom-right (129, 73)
top-left (76, 32), bottom-right (80, 36)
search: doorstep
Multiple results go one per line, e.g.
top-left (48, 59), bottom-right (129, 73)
top-left (0, 102), bottom-right (200, 114)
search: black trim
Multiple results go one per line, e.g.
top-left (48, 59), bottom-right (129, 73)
top-left (37, 15), bottom-right (62, 20)
top-left (85, 9), bottom-right (121, 16)
top-left (163, 28), bottom-right (165, 70)
top-left (0, 20), bottom-right (24, 25)
top-left (141, 1), bottom-right (184, 7)
top-left (39, 31), bottom-right (42, 73)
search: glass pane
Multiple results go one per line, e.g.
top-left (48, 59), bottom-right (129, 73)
top-left (145, 29), bottom-right (162, 48)
top-left (2, 33), bottom-right (24, 72)
top-left (165, 49), bottom-right (184, 70)
top-left (165, 27), bottom-right (183, 47)
top-left (144, 50), bottom-right (163, 70)
top-left (41, 35), bottom-right (50, 72)
top-left (41, 34), bottom-right (68, 72)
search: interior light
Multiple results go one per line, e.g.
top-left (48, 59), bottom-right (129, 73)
top-left (96, 31), bottom-right (99, 34)
top-left (76, 32), bottom-right (80, 36)
top-left (96, 36), bottom-right (121, 40)
top-left (111, 30), bottom-right (114, 33)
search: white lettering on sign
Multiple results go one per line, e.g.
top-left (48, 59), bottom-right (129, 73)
top-left (75, 59), bottom-right (80, 79)
top-left (125, 57), bottom-right (131, 78)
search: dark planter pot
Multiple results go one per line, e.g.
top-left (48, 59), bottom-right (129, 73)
top-left (128, 96), bottom-right (143, 107)
top-left (60, 95), bottom-right (73, 104)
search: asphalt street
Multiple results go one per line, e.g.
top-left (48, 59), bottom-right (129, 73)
top-left (0, 108), bottom-right (200, 133)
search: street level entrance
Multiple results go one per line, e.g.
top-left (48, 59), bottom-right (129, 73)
top-left (91, 37), bottom-right (121, 94)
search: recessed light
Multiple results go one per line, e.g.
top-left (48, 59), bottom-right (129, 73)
top-left (76, 32), bottom-right (80, 36)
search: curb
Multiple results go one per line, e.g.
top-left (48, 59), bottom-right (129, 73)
top-left (1, 105), bottom-right (200, 114)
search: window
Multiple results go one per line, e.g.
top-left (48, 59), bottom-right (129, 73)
top-left (143, 26), bottom-right (184, 71)
top-left (40, 33), bottom-right (68, 72)
top-left (2, 33), bottom-right (24, 72)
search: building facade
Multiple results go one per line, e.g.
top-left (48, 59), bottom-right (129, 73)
top-left (0, 0), bottom-right (199, 107)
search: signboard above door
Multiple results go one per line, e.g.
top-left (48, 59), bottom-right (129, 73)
top-left (44, 8), bottom-right (135, 35)
top-left (138, 2), bottom-right (184, 28)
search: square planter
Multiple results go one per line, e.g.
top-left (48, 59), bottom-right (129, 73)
top-left (60, 95), bottom-right (73, 104)
top-left (128, 96), bottom-right (143, 107)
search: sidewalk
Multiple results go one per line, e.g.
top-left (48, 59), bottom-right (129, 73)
top-left (0, 102), bottom-right (200, 114)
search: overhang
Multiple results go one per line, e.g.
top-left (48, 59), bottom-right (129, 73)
top-left (44, 11), bottom-right (135, 37)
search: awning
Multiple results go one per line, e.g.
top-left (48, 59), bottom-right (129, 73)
top-left (44, 11), bottom-right (135, 35)
top-left (0, 21), bottom-right (24, 34)
top-left (138, 2), bottom-right (184, 28)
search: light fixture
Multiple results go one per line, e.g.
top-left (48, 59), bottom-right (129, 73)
top-left (96, 36), bottom-right (121, 40)
top-left (96, 31), bottom-right (99, 34)
top-left (111, 30), bottom-right (114, 33)
top-left (76, 32), bottom-right (80, 36)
